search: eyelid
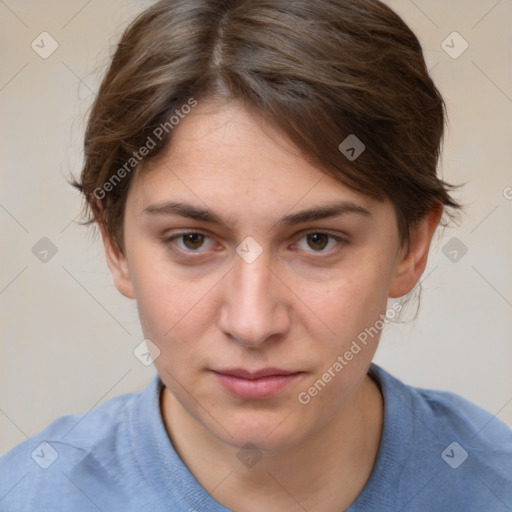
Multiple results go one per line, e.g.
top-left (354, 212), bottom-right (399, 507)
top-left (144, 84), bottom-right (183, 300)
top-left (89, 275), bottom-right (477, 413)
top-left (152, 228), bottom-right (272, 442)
top-left (296, 228), bottom-right (349, 242)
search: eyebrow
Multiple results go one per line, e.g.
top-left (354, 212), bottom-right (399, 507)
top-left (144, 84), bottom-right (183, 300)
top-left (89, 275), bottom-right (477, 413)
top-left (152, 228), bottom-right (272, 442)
top-left (143, 200), bottom-right (372, 227)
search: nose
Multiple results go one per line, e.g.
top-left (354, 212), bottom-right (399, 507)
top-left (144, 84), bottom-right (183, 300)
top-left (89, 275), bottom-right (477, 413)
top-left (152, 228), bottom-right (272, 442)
top-left (217, 249), bottom-right (291, 348)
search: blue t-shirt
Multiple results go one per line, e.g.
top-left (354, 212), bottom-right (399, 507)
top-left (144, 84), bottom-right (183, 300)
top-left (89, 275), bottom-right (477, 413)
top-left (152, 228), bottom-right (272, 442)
top-left (1, 363), bottom-right (511, 511)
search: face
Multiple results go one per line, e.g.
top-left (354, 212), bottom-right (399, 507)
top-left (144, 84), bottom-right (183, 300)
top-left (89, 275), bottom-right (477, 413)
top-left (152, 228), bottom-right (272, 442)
top-left (102, 99), bottom-right (437, 452)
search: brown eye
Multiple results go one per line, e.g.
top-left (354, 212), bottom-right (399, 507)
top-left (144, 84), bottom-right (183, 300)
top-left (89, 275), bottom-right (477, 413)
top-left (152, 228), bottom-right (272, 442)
top-left (307, 233), bottom-right (329, 251)
top-left (294, 231), bottom-right (346, 254)
top-left (163, 232), bottom-right (215, 253)
top-left (181, 233), bottom-right (205, 250)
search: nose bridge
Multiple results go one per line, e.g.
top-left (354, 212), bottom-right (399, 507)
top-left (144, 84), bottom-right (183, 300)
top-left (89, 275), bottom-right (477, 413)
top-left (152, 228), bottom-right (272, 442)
top-left (220, 248), bottom-right (288, 345)
top-left (237, 251), bottom-right (273, 305)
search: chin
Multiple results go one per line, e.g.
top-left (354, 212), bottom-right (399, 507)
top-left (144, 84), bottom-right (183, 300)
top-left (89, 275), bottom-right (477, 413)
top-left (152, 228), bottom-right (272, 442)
top-left (227, 432), bottom-right (302, 453)
top-left (211, 411), bottom-right (308, 453)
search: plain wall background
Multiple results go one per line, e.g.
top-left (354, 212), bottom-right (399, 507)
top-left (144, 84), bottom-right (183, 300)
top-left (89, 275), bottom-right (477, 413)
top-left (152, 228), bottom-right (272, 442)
top-left (1, 0), bottom-right (511, 455)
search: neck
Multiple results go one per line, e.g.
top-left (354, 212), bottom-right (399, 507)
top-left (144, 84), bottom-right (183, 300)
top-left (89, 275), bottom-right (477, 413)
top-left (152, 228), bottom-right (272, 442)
top-left (160, 374), bottom-right (383, 512)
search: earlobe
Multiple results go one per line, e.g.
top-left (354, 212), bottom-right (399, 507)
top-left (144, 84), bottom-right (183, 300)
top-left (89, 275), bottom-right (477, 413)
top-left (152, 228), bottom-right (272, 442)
top-left (97, 220), bottom-right (135, 300)
top-left (389, 207), bottom-right (442, 299)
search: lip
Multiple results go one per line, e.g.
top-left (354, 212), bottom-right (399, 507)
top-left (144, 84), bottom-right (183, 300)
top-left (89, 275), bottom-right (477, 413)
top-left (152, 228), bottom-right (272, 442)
top-left (214, 367), bottom-right (299, 379)
top-left (211, 368), bottom-right (303, 400)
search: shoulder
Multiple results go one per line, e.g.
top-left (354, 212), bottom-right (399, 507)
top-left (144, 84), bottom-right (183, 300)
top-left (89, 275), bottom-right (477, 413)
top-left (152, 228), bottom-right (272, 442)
top-left (411, 383), bottom-right (512, 508)
top-left (371, 362), bottom-right (512, 447)
top-left (367, 363), bottom-right (512, 511)
top-left (0, 384), bottom-right (147, 512)
top-left (403, 376), bottom-right (512, 459)
top-left (414, 384), bottom-right (512, 444)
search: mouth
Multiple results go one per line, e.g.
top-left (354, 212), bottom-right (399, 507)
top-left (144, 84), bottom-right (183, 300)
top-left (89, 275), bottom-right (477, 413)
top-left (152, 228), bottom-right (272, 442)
top-left (211, 367), bottom-right (304, 400)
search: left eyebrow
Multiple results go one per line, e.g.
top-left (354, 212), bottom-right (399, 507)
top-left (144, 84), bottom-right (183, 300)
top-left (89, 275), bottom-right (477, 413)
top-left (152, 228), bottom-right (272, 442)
top-left (142, 200), bottom-right (372, 228)
top-left (278, 201), bottom-right (372, 226)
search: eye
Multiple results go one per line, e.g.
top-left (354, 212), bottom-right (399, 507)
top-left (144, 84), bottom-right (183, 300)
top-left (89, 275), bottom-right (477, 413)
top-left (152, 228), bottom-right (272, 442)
top-left (163, 231), bottom-right (215, 253)
top-left (293, 231), bottom-right (346, 253)
top-left (162, 230), bottom-right (347, 257)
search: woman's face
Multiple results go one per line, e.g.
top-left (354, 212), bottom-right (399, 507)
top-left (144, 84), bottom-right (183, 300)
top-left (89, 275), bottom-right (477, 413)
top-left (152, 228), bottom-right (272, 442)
top-left (106, 100), bottom-right (422, 452)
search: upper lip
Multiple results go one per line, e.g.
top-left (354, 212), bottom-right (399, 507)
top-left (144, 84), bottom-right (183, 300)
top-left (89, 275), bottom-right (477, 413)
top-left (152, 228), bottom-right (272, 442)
top-left (212, 367), bottom-right (301, 380)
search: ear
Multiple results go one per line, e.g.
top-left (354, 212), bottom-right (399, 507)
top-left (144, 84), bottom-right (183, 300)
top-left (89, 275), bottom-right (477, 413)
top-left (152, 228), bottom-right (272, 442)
top-left (389, 206), bottom-right (442, 298)
top-left (96, 214), bottom-right (135, 300)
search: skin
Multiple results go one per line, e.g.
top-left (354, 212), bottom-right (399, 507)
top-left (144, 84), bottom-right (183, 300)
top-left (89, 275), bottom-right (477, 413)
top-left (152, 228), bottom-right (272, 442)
top-left (99, 99), bottom-right (442, 511)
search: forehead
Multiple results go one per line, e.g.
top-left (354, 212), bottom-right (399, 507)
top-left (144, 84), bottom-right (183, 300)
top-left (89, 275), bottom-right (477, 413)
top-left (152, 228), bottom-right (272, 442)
top-left (127, 100), bottom-right (391, 226)
top-left (145, 99), bottom-right (326, 184)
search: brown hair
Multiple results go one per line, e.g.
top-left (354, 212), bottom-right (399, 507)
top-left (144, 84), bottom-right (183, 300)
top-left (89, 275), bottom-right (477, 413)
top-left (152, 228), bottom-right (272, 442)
top-left (71, 0), bottom-right (463, 255)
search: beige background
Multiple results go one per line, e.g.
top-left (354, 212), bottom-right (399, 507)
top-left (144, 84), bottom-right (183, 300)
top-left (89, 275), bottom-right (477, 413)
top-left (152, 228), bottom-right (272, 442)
top-left (1, 0), bottom-right (511, 455)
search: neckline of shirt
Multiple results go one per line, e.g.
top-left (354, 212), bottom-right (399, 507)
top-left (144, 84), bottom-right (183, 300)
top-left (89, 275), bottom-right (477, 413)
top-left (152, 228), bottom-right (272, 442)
top-left (127, 363), bottom-right (413, 511)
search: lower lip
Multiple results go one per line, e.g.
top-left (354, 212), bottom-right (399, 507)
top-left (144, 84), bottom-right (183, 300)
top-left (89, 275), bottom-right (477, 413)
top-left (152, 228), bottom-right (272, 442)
top-left (212, 372), bottom-right (303, 399)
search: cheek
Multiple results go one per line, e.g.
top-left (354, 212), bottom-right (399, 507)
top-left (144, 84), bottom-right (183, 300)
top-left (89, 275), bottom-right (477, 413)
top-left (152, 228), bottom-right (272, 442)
top-left (126, 238), bottom-right (211, 336)
top-left (134, 273), bottom-right (211, 342)
top-left (305, 261), bottom-right (392, 349)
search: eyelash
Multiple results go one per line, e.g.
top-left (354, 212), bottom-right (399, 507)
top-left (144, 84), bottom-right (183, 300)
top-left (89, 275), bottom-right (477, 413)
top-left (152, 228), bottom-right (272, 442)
top-left (161, 230), bottom-right (347, 257)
